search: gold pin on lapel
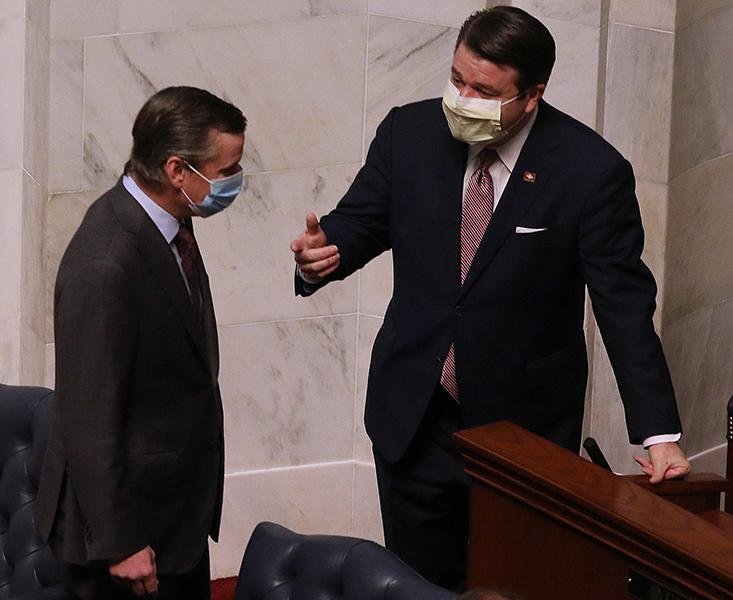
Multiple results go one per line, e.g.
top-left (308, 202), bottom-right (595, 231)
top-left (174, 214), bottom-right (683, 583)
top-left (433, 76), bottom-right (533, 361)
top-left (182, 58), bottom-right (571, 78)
top-left (522, 171), bottom-right (537, 184)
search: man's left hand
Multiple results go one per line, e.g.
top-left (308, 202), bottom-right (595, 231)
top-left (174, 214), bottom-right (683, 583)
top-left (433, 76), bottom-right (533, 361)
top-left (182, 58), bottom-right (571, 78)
top-left (634, 442), bottom-right (691, 484)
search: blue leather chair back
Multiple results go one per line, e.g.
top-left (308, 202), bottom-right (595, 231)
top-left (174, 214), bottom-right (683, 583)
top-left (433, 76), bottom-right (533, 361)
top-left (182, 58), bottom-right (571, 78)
top-left (0, 384), bottom-right (70, 600)
top-left (236, 521), bottom-right (456, 600)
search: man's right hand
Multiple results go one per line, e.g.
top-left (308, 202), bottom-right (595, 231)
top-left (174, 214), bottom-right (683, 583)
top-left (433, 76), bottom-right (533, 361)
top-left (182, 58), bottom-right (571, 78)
top-left (290, 213), bottom-right (340, 284)
top-left (109, 545), bottom-right (158, 597)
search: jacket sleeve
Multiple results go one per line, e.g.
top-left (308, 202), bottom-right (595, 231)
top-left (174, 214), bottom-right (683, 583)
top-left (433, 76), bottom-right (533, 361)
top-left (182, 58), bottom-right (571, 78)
top-left (54, 258), bottom-right (147, 562)
top-left (578, 157), bottom-right (682, 443)
top-left (296, 107), bottom-right (396, 296)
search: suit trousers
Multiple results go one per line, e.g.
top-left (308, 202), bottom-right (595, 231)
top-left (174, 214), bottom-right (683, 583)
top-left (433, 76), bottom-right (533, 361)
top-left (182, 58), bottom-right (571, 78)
top-left (373, 385), bottom-right (471, 592)
top-left (58, 547), bottom-right (211, 600)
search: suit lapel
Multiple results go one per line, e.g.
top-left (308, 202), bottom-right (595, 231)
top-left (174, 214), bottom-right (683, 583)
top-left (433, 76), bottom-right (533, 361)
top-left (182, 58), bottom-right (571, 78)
top-left (458, 102), bottom-right (560, 300)
top-left (111, 181), bottom-right (212, 370)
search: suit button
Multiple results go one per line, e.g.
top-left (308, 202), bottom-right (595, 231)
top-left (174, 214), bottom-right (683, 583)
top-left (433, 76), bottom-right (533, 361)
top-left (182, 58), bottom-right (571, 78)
top-left (435, 356), bottom-right (442, 364)
top-left (455, 304), bottom-right (462, 316)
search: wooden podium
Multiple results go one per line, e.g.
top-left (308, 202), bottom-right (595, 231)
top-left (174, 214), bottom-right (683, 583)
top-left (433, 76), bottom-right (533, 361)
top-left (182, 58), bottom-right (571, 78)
top-left (454, 422), bottom-right (733, 599)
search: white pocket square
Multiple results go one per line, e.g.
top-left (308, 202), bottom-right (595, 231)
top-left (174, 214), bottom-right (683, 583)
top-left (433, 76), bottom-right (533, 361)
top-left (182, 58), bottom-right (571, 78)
top-left (515, 226), bottom-right (548, 234)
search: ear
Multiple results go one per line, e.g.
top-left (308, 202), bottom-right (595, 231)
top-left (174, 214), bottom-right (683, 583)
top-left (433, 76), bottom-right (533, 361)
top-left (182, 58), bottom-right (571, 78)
top-left (525, 83), bottom-right (545, 114)
top-left (163, 156), bottom-right (188, 189)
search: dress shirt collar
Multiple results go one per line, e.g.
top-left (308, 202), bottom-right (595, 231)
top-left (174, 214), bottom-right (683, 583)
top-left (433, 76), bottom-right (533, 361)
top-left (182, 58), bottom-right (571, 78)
top-left (467, 107), bottom-right (539, 171)
top-left (123, 174), bottom-right (180, 244)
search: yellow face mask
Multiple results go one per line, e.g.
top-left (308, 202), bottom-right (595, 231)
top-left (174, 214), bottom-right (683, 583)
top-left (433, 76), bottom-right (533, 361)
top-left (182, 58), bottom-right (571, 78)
top-left (441, 80), bottom-right (522, 144)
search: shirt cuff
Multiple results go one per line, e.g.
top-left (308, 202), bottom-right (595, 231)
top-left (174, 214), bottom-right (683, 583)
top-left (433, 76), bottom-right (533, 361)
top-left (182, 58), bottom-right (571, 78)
top-left (296, 265), bottom-right (321, 287)
top-left (642, 433), bottom-right (681, 449)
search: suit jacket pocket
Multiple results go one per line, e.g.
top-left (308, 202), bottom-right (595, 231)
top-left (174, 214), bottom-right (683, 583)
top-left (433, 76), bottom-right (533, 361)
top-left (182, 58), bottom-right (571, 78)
top-left (126, 451), bottom-right (182, 485)
top-left (525, 338), bottom-right (587, 390)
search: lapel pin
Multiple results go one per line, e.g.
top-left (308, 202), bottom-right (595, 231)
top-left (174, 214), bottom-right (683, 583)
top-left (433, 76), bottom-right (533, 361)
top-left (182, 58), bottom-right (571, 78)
top-left (522, 171), bottom-right (537, 184)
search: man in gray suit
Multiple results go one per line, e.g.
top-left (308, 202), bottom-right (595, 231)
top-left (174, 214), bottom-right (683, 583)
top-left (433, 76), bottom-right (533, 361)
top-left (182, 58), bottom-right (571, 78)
top-left (37, 87), bottom-right (246, 599)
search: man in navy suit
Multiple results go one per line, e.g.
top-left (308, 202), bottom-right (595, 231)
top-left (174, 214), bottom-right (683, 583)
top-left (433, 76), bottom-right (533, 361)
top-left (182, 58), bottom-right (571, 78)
top-left (290, 6), bottom-right (690, 590)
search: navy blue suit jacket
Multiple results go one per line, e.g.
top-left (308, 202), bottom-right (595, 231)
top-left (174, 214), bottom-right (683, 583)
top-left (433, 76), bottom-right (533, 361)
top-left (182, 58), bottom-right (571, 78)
top-left (299, 98), bottom-right (681, 463)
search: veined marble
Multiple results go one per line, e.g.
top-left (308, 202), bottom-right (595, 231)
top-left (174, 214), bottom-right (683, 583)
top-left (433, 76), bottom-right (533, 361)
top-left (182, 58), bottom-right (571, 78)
top-left (635, 179), bottom-right (668, 327)
top-left (0, 317), bottom-right (20, 384)
top-left (195, 165), bottom-right (360, 326)
top-left (670, 2), bottom-right (732, 178)
top-left (209, 462), bottom-right (354, 579)
top-left (0, 0), bottom-right (24, 19)
top-left (604, 23), bottom-right (673, 183)
top-left (353, 461), bottom-right (383, 543)
top-left (358, 251), bottom-right (392, 318)
top-left (48, 39), bottom-right (84, 193)
top-left (676, 0), bottom-right (731, 31)
top-left (50, 0), bottom-right (117, 39)
top-left (218, 316), bottom-right (357, 472)
top-left (0, 169), bottom-right (22, 320)
top-left (0, 17), bottom-right (25, 170)
top-left (118, 0), bottom-right (367, 34)
top-left (19, 321), bottom-right (45, 385)
top-left (610, 0), bottom-right (676, 31)
top-left (365, 16), bottom-right (455, 156)
top-left (369, 0), bottom-right (486, 28)
top-left (82, 16), bottom-right (366, 189)
top-left (21, 172), bottom-right (45, 342)
top-left (511, 0), bottom-right (603, 27)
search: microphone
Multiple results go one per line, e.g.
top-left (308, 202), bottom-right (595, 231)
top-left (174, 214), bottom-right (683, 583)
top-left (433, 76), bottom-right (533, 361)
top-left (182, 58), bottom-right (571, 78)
top-left (583, 437), bottom-right (612, 472)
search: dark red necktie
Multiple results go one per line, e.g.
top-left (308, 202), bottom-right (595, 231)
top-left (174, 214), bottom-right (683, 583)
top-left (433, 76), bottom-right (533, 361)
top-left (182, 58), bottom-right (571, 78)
top-left (441, 150), bottom-right (498, 401)
top-left (173, 222), bottom-right (202, 317)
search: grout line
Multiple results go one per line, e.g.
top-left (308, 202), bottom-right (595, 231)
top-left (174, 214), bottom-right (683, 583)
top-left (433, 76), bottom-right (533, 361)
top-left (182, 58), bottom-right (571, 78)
top-left (223, 459), bottom-right (356, 478)
top-left (217, 312), bottom-right (359, 329)
top-left (687, 443), bottom-right (727, 463)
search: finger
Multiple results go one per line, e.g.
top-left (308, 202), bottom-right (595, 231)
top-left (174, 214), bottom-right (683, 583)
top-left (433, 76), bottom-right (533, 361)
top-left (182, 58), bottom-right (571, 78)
top-left (294, 246), bottom-right (339, 265)
top-left (305, 212), bottom-right (321, 235)
top-left (132, 580), bottom-right (147, 597)
top-left (300, 254), bottom-right (340, 278)
top-left (649, 459), bottom-right (668, 484)
top-left (143, 573), bottom-right (159, 595)
top-left (663, 464), bottom-right (691, 480)
top-left (290, 237), bottom-right (305, 253)
top-left (633, 455), bottom-right (652, 469)
top-left (318, 263), bottom-right (340, 280)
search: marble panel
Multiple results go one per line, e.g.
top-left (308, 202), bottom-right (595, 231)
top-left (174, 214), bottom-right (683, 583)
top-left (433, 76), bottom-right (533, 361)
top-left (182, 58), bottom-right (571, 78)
top-left (0, 317), bottom-right (20, 384)
top-left (23, 2), bottom-right (50, 186)
top-left (0, 169), bottom-right (22, 320)
top-left (26, 0), bottom-right (50, 27)
top-left (353, 461), bottom-right (383, 543)
top-left (218, 316), bottom-right (357, 471)
top-left (661, 305), bottom-right (723, 457)
top-left (45, 342), bottom-right (55, 388)
top-left (0, 0), bottom-right (24, 19)
top-left (635, 179), bottom-right (667, 327)
top-left (50, 0), bottom-right (117, 39)
top-left (510, 0), bottom-right (602, 27)
top-left (20, 172), bottom-right (45, 340)
top-left (688, 443), bottom-right (727, 478)
top-left (209, 462), bottom-right (354, 579)
top-left (365, 16), bottom-right (455, 156)
top-left (588, 328), bottom-right (640, 474)
top-left (355, 315), bottom-right (382, 461)
top-left (538, 16), bottom-right (599, 129)
top-left (118, 0), bottom-right (367, 33)
top-left (609, 0), bottom-right (676, 31)
top-left (368, 0), bottom-right (486, 28)
top-left (83, 16), bottom-right (366, 189)
top-left (19, 321), bottom-right (45, 385)
top-left (669, 2), bottom-right (733, 178)
top-left (48, 39), bottom-right (83, 193)
top-left (195, 165), bottom-right (359, 327)
top-left (0, 17), bottom-right (24, 170)
top-left (604, 24), bottom-right (673, 183)
top-left (676, 0), bottom-right (731, 31)
top-left (664, 154), bottom-right (733, 325)
top-left (45, 190), bottom-right (100, 341)
top-left (358, 251), bottom-right (392, 317)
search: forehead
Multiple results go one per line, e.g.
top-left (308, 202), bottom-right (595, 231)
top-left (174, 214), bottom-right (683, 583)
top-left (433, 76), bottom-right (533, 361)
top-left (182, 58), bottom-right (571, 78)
top-left (451, 43), bottom-right (520, 93)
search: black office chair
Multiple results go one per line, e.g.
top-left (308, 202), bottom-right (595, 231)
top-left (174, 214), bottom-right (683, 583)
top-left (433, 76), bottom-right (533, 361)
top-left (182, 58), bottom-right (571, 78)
top-left (235, 521), bottom-right (457, 600)
top-left (0, 384), bottom-right (71, 600)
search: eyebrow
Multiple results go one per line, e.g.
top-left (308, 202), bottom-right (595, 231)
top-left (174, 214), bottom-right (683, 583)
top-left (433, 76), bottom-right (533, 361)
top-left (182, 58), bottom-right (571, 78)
top-left (450, 67), bottom-right (501, 96)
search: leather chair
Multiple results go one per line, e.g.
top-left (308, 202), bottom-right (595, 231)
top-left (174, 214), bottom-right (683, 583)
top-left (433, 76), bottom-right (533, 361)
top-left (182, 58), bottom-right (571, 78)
top-left (0, 384), bottom-right (71, 600)
top-left (235, 521), bottom-right (457, 600)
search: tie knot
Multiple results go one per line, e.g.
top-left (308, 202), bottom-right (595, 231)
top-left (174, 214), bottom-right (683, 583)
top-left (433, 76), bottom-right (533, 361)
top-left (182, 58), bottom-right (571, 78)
top-left (478, 148), bottom-right (499, 168)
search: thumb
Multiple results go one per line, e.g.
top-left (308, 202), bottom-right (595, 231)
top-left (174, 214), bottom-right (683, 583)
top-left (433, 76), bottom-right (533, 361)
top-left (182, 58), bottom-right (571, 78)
top-left (305, 212), bottom-right (321, 236)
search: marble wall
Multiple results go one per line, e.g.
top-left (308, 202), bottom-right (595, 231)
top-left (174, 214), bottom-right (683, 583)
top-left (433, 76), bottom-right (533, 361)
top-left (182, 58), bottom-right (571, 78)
top-left (25, 0), bottom-right (731, 580)
top-left (0, 0), bottom-right (49, 386)
top-left (663, 0), bottom-right (733, 473)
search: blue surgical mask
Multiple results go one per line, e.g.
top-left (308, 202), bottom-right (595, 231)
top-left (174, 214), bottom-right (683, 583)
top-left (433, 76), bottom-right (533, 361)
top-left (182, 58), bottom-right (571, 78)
top-left (182, 162), bottom-right (245, 218)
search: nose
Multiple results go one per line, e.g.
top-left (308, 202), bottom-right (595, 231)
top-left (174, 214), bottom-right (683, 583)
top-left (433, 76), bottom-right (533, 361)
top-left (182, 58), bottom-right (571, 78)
top-left (460, 86), bottom-right (483, 99)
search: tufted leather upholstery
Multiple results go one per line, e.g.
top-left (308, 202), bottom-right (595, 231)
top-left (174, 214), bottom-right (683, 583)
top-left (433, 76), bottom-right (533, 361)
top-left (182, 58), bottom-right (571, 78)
top-left (0, 384), bottom-right (71, 600)
top-left (236, 522), bottom-right (457, 600)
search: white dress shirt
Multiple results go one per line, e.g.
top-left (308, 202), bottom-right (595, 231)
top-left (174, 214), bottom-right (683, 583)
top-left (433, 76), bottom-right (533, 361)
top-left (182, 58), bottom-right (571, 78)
top-left (122, 174), bottom-right (192, 295)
